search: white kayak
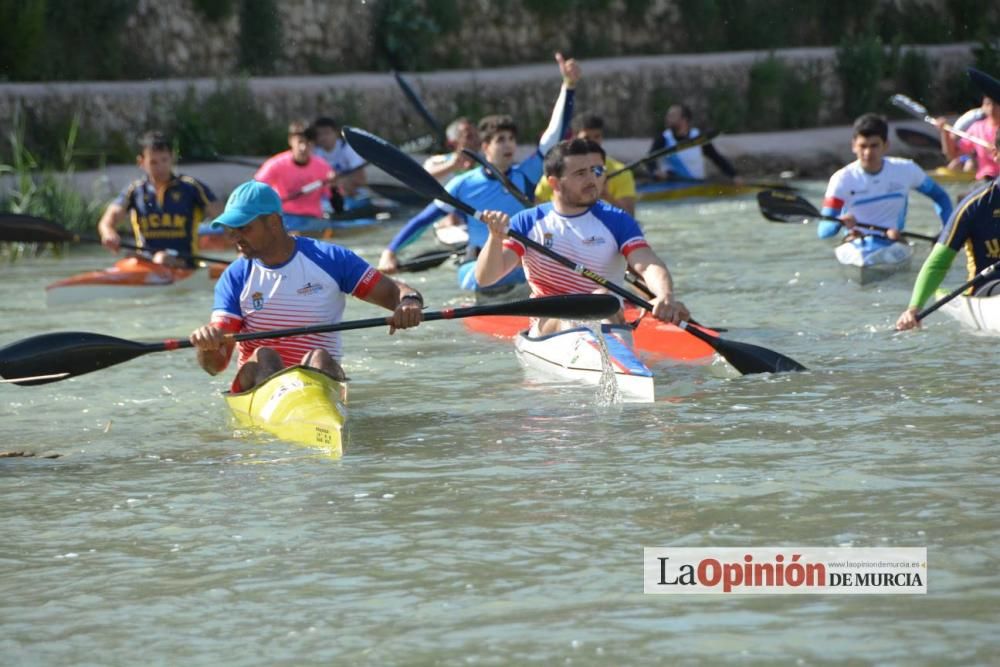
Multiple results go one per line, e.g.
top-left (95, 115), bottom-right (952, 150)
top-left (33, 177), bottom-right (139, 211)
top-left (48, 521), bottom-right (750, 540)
top-left (938, 292), bottom-right (1000, 335)
top-left (434, 222), bottom-right (469, 249)
top-left (834, 238), bottom-right (914, 285)
top-left (514, 324), bottom-right (655, 402)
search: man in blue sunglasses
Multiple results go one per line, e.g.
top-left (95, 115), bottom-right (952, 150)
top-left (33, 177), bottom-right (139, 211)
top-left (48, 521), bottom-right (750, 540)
top-left (476, 138), bottom-right (691, 335)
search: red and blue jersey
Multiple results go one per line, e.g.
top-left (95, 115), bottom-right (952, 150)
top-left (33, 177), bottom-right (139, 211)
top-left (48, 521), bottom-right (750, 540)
top-left (114, 173), bottom-right (215, 260)
top-left (503, 201), bottom-right (649, 296)
top-left (210, 236), bottom-right (381, 368)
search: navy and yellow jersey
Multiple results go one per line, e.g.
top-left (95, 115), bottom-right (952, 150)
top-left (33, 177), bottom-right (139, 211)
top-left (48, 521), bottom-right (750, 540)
top-left (939, 179), bottom-right (1000, 280)
top-left (113, 174), bottom-right (216, 262)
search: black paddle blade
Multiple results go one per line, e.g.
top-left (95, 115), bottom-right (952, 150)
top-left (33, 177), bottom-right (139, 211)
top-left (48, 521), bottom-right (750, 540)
top-left (895, 127), bottom-right (940, 150)
top-left (0, 213), bottom-right (76, 243)
top-left (397, 248), bottom-right (461, 273)
top-left (683, 324), bottom-right (807, 374)
top-left (756, 189), bottom-right (820, 223)
top-left (0, 332), bottom-right (161, 386)
top-left (392, 71), bottom-right (448, 148)
top-left (343, 127), bottom-right (473, 216)
top-left (487, 294), bottom-right (620, 320)
top-left (431, 294), bottom-right (620, 322)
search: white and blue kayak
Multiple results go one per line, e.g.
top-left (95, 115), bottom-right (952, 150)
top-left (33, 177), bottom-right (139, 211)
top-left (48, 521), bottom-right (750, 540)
top-left (514, 324), bottom-right (655, 402)
top-left (834, 237), bottom-right (914, 285)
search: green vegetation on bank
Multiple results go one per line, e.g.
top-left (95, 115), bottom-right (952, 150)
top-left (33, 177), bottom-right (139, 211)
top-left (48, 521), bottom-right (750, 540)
top-left (2, 0), bottom-right (998, 80)
top-left (1, 114), bottom-right (107, 238)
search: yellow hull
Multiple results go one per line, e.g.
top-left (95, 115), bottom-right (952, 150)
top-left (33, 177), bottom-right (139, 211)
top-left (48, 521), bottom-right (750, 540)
top-left (928, 167), bottom-right (976, 184)
top-left (224, 365), bottom-right (347, 456)
top-left (636, 181), bottom-right (770, 202)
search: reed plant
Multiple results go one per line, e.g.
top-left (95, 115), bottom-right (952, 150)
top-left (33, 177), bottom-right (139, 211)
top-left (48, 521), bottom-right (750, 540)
top-left (0, 110), bottom-right (108, 258)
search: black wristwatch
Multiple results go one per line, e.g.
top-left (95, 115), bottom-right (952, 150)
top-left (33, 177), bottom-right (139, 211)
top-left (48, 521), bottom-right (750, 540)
top-left (401, 292), bottom-right (424, 307)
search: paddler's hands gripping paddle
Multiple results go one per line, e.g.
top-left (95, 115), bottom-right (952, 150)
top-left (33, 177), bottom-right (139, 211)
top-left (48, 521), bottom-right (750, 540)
top-left (343, 126), bottom-right (806, 374)
top-left (756, 190), bottom-right (938, 243)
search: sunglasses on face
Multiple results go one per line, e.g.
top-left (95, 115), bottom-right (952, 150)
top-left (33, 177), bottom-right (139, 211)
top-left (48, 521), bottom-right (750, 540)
top-left (565, 164), bottom-right (606, 179)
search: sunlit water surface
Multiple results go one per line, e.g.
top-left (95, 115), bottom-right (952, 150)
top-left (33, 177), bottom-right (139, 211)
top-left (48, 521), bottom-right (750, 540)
top-left (2, 182), bottom-right (998, 666)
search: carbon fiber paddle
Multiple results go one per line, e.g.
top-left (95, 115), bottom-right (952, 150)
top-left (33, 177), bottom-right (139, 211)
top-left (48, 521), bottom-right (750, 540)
top-left (0, 295), bottom-right (620, 386)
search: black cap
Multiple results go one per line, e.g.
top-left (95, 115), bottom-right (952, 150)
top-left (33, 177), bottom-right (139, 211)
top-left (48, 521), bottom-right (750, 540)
top-left (968, 67), bottom-right (1000, 103)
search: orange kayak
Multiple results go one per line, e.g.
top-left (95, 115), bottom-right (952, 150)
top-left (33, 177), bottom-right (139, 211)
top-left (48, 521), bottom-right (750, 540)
top-left (463, 305), bottom-right (718, 362)
top-left (45, 256), bottom-right (224, 306)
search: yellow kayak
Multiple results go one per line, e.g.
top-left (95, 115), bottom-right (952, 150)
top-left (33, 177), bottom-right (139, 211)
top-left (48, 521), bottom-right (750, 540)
top-left (928, 167), bottom-right (976, 184)
top-left (636, 180), bottom-right (778, 202)
top-left (224, 365), bottom-right (347, 456)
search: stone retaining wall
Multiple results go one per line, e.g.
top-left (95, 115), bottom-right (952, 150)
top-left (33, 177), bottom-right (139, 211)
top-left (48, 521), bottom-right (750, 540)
top-left (0, 44), bottom-right (977, 159)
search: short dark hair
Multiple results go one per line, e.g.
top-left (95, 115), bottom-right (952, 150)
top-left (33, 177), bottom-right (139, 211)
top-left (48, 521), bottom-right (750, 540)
top-left (543, 138), bottom-right (606, 178)
top-left (852, 113), bottom-right (889, 141)
top-left (137, 130), bottom-right (171, 153)
top-left (288, 120), bottom-right (316, 141)
top-left (572, 113), bottom-right (604, 133)
top-left (478, 114), bottom-right (517, 144)
top-left (669, 103), bottom-right (693, 121)
top-left (313, 116), bottom-right (339, 131)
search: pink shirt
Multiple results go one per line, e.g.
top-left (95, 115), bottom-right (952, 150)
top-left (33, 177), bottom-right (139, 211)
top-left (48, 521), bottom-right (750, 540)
top-left (254, 151), bottom-right (333, 218)
top-left (956, 119), bottom-right (998, 180)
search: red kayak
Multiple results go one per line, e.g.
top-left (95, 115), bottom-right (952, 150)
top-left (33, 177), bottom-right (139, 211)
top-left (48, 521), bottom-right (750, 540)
top-left (463, 305), bottom-right (718, 363)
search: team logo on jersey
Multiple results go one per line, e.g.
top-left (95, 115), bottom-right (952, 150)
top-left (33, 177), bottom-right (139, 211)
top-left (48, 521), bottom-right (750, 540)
top-left (251, 291), bottom-right (264, 310)
top-left (171, 191), bottom-right (182, 202)
top-left (986, 238), bottom-right (1000, 259)
top-left (582, 236), bottom-right (606, 246)
top-left (888, 181), bottom-right (903, 192)
top-left (297, 281), bottom-right (323, 296)
top-left (543, 233), bottom-right (554, 248)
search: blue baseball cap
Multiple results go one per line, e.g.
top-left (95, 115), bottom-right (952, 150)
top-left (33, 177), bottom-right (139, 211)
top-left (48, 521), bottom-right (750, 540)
top-left (211, 180), bottom-right (283, 229)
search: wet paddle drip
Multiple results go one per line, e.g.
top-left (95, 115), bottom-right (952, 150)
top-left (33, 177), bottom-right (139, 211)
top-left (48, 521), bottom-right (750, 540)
top-left (593, 325), bottom-right (623, 406)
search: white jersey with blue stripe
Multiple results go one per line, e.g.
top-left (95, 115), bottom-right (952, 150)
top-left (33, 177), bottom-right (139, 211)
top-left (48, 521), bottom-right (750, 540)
top-left (503, 201), bottom-right (650, 296)
top-left (821, 157), bottom-right (931, 231)
top-left (211, 236), bottom-right (380, 367)
top-left (659, 128), bottom-right (704, 180)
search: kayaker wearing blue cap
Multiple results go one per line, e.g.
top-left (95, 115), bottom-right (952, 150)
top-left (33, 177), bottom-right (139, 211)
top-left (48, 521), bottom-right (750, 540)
top-left (189, 180), bottom-right (423, 391)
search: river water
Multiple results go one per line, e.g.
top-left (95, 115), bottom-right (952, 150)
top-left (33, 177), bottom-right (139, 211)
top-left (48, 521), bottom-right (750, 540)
top-left (2, 182), bottom-right (997, 666)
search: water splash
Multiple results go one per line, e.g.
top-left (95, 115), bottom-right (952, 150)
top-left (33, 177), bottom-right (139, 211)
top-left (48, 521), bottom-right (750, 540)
top-left (593, 324), bottom-right (622, 406)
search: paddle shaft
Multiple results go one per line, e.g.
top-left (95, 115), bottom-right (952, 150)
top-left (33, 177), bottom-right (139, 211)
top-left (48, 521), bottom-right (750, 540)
top-left (114, 240), bottom-right (230, 266)
top-left (760, 191), bottom-right (938, 243)
top-left (461, 149), bottom-right (533, 207)
top-left (891, 95), bottom-right (994, 150)
top-left (392, 71), bottom-right (448, 149)
top-left (916, 261), bottom-right (1000, 321)
top-left (607, 132), bottom-right (718, 178)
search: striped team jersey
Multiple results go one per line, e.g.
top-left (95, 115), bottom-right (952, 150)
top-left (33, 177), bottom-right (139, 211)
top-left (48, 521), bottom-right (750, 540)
top-left (210, 236), bottom-right (381, 368)
top-left (820, 157), bottom-right (944, 235)
top-left (504, 202), bottom-right (649, 296)
top-left (939, 180), bottom-right (1000, 280)
top-left (114, 174), bottom-right (215, 261)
